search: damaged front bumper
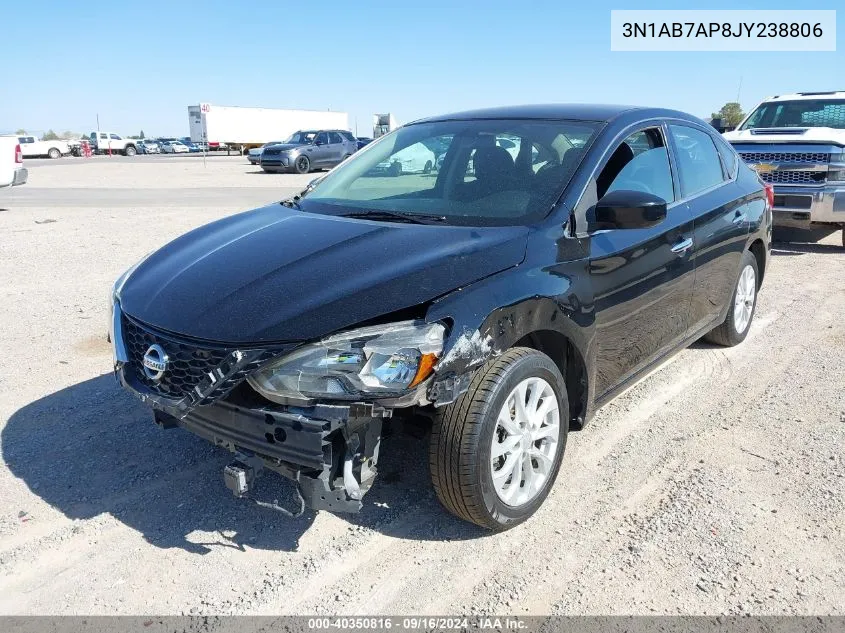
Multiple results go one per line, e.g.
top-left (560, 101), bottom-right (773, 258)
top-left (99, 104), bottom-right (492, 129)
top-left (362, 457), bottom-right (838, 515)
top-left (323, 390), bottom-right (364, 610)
top-left (120, 365), bottom-right (386, 513)
top-left (112, 304), bottom-right (386, 514)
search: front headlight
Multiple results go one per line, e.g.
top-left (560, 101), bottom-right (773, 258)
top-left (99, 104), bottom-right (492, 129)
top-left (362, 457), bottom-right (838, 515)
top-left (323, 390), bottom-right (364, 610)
top-left (247, 321), bottom-right (446, 403)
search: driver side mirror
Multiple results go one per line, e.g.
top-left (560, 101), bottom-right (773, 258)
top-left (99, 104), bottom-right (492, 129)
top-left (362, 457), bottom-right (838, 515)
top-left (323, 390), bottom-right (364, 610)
top-left (591, 190), bottom-right (667, 231)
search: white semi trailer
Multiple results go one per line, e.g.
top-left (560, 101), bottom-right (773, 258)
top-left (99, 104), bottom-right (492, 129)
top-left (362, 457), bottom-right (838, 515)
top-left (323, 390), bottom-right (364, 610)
top-left (188, 103), bottom-right (350, 153)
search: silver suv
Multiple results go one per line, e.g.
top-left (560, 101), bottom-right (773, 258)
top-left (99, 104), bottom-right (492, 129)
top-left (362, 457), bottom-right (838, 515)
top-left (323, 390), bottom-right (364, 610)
top-left (260, 130), bottom-right (358, 174)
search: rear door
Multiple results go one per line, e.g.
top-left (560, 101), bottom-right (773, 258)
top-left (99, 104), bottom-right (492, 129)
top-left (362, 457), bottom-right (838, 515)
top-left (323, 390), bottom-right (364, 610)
top-left (588, 124), bottom-right (696, 397)
top-left (667, 123), bottom-right (751, 336)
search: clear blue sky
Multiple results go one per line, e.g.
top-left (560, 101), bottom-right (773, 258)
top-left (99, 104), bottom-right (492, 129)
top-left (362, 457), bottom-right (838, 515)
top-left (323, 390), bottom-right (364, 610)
top-left (2, 0), bottom-right (840, 137)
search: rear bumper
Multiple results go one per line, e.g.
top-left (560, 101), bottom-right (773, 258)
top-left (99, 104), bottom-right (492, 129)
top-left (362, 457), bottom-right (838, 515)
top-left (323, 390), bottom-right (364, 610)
top-left (770, 184), bottom-right (845, 227)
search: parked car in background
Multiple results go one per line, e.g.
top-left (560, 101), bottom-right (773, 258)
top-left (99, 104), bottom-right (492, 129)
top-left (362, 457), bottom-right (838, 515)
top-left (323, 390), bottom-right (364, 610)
top-left (0, 136), bottom-right (27, 189)
top-left (723, 91), bottom-right (845, 246)
top-left (137, 140), bottom-right (161, 154)
top-left (17, 135), bottom-right (70, 159)
top-left (88, 132), bottom-right (139, 156)
top-left (179, 137), bottom-right (203, 152)
top-left (160, 140), bottom-right (190, 154)
top-left (373, 141), bottom-right (436, 176)
top-left (259, 129), bottom-right (358, 173)
top-left (110, 104), bottom-right (771, 531)
top-left (356, 137), bottom-right (373, 150)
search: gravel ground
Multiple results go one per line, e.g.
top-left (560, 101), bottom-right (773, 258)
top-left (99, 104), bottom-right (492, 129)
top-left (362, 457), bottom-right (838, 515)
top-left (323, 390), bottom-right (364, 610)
top-left (0, 156), bottom-right (843, 616)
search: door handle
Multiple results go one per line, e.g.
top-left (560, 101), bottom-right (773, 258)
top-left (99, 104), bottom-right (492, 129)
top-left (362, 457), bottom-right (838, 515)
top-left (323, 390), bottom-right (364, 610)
top-left (732, 212), bottom-right (747, 224)
top-left (670, 237), bottom-right (694, 254)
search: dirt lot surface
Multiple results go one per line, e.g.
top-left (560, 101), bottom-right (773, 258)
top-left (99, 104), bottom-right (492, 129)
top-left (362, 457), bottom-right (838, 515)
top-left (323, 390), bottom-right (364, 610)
top-left (1, 156), bottom-right (843, 616)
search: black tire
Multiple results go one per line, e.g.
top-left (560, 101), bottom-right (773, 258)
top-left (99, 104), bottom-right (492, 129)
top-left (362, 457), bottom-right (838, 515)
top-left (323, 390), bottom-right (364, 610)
top-left (124, 145), bottom-right (137, 157)
top-left (388, 162), bottom-right (402, 177)
top-left (429, 347), bottom-right (569, 531)
top-left (48, 148), bottom-right (61, 159)
top-left (704, 249), bottom-right (759, 347)
top-left (294, 155), bottom-right (311, 174)
top-left (423, 160), bottom-right (433, 174)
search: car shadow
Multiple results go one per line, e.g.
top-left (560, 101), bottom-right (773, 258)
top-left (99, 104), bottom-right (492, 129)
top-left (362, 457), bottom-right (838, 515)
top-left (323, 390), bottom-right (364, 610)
top-left (771, 242), bottom-right (843, 256)
top-left (3, 374), bottom-right (480, 555)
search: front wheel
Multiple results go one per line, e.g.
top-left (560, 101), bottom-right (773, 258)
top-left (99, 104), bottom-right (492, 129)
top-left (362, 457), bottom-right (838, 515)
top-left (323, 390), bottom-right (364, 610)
top-left (429, 347), bottom-right (568, 531)
top-left (294, 155), bottom-right (310, 174)
top-left (48, 148), bottom-right (61, 159)
top-left (704, 249), bottom-right (759, 346)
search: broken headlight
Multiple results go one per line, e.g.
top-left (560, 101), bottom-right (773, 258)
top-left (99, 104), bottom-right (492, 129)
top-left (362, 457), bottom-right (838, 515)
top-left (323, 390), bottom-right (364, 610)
top-left (247, 321), bottom-right (446, 403)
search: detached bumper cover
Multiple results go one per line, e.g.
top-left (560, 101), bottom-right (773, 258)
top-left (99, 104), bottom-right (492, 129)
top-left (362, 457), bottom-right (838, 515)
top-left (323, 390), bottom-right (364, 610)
top-left (12, 167), bottom-right (27, 186)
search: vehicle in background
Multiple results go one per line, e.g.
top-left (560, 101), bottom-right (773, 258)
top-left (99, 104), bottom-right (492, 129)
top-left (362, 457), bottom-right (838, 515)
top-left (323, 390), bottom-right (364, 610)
top-left (180, 137), bottom-right (204, 152)
top-left (111, 104), bottom-right (771, 531)
top-left (723, 91), bottom-right (845, 246)
top-left (260, 130), bottom-right (357, 174)
top-left (160, 140), bottom-right (190, 154)
top-left (0, 136), bottom-right (27, 189)
top-left (137, 140), bottom-right (161, 154)
top-left (88, 132), bottom-right (139, 156)
top-left (187, 103), bottom-right (350, 154)
top-left (356, 137), bottom-right (373, 150)
top-left (247, 140), bottom-right (286, 165)
top-left (208, 141), bottom-right (227, 151)
top-left (372, 141), bottom-right (436, 176)
top-left (17, 135), bottom-right (70, 159)
top-left (373, 113), bottom-right (398, 138)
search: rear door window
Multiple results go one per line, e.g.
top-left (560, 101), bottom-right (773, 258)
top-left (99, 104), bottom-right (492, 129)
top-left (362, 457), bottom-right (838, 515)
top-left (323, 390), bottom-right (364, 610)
top-left (668, 125), bottom-right (726, 197)
top-left (329, 132), bottom-right (344, 145)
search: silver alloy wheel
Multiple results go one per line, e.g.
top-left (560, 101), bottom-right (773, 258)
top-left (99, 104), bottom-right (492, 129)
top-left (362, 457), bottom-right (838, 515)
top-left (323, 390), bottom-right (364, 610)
top-left (733, 264), bottom-right (756, 334)
top-left (491, 377), bottom-right (560, 506)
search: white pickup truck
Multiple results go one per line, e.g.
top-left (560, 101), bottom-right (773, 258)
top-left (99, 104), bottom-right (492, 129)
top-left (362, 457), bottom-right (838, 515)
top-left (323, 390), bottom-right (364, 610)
top-left (88, 132), bottom-right (139, 156)
top-left (17, 135), bottom-right (70, 159)
top-left (0, 137), bottom-right (28, 190)
top-left (723, 91), bottom-right (845, 245)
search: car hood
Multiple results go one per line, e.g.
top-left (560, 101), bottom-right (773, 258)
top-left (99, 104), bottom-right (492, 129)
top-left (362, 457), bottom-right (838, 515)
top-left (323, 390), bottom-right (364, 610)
top-left (724, 127), bottom-right (845, 146)
top-left (119, 205), bottom-right (529, 343)
top-left (265, 143), bottom-right (306, 152)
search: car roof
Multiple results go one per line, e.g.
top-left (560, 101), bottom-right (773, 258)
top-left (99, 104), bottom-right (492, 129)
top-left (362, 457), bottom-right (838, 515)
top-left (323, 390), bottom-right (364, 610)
top-left (760, 91), bottom-right (845, 102)
top-left (410, 104), bottom-right (701, 125)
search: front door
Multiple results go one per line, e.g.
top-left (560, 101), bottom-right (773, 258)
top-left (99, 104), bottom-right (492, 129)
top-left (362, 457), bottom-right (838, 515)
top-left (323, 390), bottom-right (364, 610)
top-left (308, 131), bottom-right (332, 168)
top-left (588, 126), bottom-right (696, 397)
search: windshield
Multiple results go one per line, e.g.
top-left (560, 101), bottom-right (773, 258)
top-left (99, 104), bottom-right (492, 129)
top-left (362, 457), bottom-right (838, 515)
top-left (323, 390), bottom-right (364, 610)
top-left (286, 131), bottom-right (318, 144)
top-left (301, 118), bottom-right (600, 226)
top-left (740, 99), bottom-right (845, 130)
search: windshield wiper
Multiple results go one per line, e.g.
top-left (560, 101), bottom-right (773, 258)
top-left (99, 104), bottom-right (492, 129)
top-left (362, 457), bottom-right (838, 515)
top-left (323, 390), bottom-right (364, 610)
top-left (339, 210), bottom-right (447, 225)
top-left (280, 196), bottom-right (302, 210)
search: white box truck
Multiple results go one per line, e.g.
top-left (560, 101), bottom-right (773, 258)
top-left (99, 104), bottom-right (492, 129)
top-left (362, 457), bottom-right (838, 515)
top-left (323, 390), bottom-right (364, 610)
top-left (188, 103), bottom-right (349, 153)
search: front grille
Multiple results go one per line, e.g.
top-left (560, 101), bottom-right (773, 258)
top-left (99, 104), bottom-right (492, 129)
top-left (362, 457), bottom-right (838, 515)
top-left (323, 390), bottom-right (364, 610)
top-left (759, 170), bottom-right (827, 185)
top-left (263, 148), bottom-right (282, 156)
top-left (121, 315), bottom-right (278, 405)
top-left (739, 151), bottom-right (830, 164)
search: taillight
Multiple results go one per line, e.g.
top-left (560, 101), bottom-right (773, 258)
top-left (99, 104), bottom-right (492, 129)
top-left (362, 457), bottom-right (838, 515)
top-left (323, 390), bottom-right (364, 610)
top-left (15, 144), bottom-right (23, 163)
top-left (763, 183), bottom-right (774, 210)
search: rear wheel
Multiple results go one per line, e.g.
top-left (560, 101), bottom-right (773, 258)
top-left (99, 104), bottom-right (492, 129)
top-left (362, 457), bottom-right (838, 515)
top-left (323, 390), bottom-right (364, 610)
top-left (48, 148), bottom-right (61, 159)
top-left (124, 145), bottom-right (137, 157)
top-left (704, 249), bottom-right (758, 347)
top-left (430, 347), bottom-right (568, 531)
top-left (294, 155), bottom-right (311, 174)
top-left (388, 162), bottom-right (402, 177)
top-left (423, 160), bottom-right (433, 174)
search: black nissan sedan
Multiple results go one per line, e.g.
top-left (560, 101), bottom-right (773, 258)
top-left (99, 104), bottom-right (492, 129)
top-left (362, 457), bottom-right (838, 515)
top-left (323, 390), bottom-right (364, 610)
top-left (110, 104), bottom-right (772, 530)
